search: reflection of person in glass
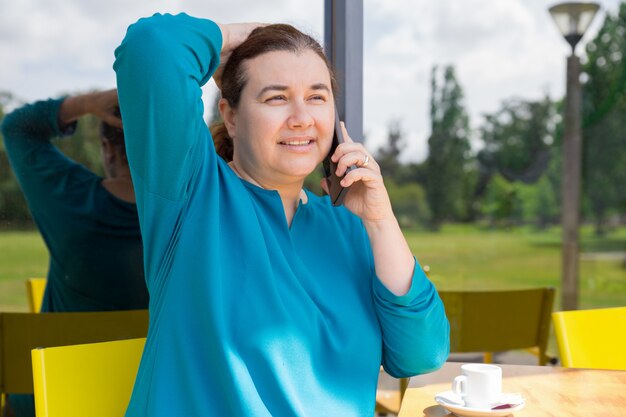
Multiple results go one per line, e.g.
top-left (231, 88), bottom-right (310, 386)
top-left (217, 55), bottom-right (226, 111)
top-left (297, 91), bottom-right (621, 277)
top-left (1, 90), bottom-right (148, 417)
top-left (114, 13), bottom-right (449, 416)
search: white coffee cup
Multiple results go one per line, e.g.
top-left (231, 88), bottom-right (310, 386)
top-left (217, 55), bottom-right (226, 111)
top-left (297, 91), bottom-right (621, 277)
top-left (451, 363), bottom-right (502, 408)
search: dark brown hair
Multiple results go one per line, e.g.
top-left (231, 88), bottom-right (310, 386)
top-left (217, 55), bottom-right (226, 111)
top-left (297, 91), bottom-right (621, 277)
top-left (100, 106), bottom-right (126, 159)
top-left (210, 24), bottom-right (337, 162)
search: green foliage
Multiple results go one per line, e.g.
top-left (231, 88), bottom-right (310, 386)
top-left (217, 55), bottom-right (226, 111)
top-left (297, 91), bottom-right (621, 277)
top-left (481, 174), bottom-right (518, 226)
top-left (385, 180), bottom-right (430, 228)
top-left (304, 166), bottom-right (325, 196)
top-left (0, 95), bottom-right (32, 223)
top-left (526, 175), bottom-right (560, 228)
top-left (581, 3), bottom-right (626, 234)
top-left (478, 97), bottom-right (557, 184)
top-left (425, 66), bottom-right (472, 229)
top-left (376, 120), bottom-right (404, 178)
top-left (407, 224), bottom-right (626, 310)
top-left (480, 173), bottom-right (560, 229)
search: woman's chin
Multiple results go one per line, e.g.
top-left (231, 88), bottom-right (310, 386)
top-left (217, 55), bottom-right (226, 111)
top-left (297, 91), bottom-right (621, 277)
top-left (280, 162), bottom-right (319, 181)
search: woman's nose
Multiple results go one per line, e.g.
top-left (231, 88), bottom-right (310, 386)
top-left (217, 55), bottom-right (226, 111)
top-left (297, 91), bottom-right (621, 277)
top-left (287, 101), bottom-right (314, 129)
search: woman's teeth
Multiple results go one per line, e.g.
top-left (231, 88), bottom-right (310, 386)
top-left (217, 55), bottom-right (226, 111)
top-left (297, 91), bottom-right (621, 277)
top-left (281, 140), bottom-right (311, 145)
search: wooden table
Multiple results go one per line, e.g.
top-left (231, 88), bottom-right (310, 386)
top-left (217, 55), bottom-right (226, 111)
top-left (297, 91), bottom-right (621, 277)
top-left (399, 362), bottom-right (626, 417)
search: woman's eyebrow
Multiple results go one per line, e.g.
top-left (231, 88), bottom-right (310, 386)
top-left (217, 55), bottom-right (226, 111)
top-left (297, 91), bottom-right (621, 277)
top-left (310, 83), bottom-right (330, 93)
top-left (256, 83), bottom-right (331, 99)
top-left (256, 85), bottom-right (288, 98)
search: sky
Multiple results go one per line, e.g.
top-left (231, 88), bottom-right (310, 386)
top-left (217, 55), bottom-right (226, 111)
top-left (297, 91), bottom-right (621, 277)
top-left (0, 0), bottom-right (622, 162)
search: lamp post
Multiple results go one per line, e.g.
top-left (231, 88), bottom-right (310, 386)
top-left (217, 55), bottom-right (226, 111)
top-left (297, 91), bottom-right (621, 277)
top-left (548, 2), bottom-right (600, 310)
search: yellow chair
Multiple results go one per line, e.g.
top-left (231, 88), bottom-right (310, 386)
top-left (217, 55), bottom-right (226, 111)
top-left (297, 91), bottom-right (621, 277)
top-left (552, 306), bottom-right (626, 370)
top-left (32, 337), bottom-right (145, 417)
top-left (26, 278), bottom-right (47, 313)
top-left (0, 310), bottom-right (148, 397)
top-left (440, 288), bottom-right (555, 365)
top-left (375, 288), bottom-right (555, 415)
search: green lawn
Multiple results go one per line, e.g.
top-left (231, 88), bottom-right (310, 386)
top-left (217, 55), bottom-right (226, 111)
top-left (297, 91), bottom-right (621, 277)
top-left (406, 224), bottom-right (626, 310)
top-left (0, 230), bottom-right (49, 311)
top-left (1, 225), bottom-right (625, 312)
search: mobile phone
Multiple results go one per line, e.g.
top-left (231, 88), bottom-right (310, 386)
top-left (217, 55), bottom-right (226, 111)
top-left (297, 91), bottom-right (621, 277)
top-left (323, 107), bottom-right (357, 206)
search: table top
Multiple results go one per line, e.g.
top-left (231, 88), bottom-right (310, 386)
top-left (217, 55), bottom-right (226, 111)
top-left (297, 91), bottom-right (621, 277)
top-left (399, 362), bottom-right (626, 417)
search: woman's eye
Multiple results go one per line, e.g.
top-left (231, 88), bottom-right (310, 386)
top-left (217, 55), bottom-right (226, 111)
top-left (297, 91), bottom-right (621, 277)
top-left (309, 95), bottom-right (326, 102)
top-left (266, 95), bottom-right (287, 102)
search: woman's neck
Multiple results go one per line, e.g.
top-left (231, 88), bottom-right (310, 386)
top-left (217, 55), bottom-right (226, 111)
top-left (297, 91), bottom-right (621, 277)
top-left (228, 161), bottom-right (307, 226)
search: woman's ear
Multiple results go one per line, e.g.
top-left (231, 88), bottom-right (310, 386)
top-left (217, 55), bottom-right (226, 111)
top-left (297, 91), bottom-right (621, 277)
top-left (219, 98), bottom-right (237, 139)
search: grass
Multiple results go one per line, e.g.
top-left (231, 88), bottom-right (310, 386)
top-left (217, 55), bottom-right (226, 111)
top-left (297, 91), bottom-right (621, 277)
top-left (1, 225), bottom-right (625, 313)
top-left (0, 230), bottom-right (48, 311)
top-left (405, 224), bottom-right (626, 310)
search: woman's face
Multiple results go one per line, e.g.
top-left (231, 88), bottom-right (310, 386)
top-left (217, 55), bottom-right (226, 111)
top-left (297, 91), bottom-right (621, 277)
top-left (226, 49), bottom-right (334, 185)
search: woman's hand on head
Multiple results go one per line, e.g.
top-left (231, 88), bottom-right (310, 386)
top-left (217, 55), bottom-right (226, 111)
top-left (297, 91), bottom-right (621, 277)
top-left (85, 89), bottom-right (122, 128)
top-left (320, 122), bottom-right (396, 225)
top-left (214, 22), bottom-right (266, 89)
top-left (58, 89), bottom-right (122, 128)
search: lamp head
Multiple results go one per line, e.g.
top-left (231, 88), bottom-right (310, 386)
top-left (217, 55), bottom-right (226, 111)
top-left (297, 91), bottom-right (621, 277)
top-left (549, 2), bottom-right (600, 51)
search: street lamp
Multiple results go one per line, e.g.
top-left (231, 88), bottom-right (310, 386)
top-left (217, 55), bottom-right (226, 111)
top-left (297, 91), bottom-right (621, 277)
top-left (548, 2), bottom-right (600, 311)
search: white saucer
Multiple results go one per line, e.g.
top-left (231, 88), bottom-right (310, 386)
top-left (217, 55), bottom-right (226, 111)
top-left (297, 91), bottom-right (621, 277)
top-left (434, 391), bottom-right (525, 417)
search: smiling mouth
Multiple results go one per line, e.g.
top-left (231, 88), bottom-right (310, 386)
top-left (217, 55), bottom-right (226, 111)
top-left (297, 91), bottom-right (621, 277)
top-left (279, 140), bottom-right (313, 146)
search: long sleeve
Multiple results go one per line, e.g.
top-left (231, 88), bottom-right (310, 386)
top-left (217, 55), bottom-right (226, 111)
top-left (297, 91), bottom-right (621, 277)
top-left (113, 13), bottom-right (222, 202)
top-left (373, 259), bottom-right (450, 378)
top-left (1, 98), bottom-right (91, 212)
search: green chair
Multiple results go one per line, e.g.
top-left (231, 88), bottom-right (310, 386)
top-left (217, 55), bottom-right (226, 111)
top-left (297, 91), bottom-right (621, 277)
top-left (553, 306), bottom-right (626, 370)
top-left (32, 338), bottom-right (145, 417)
top-left (0, 310), bottom-right (148, 399)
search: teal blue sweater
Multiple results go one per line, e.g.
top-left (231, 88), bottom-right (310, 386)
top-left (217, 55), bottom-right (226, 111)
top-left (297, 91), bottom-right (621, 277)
top-left (115, 13), bottom-right (449, 417)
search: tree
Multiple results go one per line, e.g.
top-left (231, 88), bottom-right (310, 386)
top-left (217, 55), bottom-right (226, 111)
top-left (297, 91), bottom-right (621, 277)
top-left (477, 97), bottom-right (556, 185)
top-left (376, 120), bottom-right (404, 179)
top-left (0, 92), bottom-right (32, 224)
top-left (581, 3), bottom-right (626, 235)
top-left (385, 180), bottom-right (431, 228)
top-left (425, 65), bottom-right (471, 229)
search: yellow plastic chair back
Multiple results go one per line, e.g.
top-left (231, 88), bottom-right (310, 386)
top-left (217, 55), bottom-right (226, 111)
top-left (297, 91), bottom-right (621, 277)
top-left (0, 310), bottom-right (148, 395)
top-left (552, 306), bottom-right (626, 370)
top-left (26, 278), bottom-right (47, 313)
top-left (32, 338), bottom-right (145, 417)
top-left (439, 288), bottom-right (555, 365)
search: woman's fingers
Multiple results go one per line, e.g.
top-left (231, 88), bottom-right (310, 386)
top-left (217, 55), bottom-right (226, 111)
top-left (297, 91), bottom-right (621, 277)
top-left (101, 112), bottom-right (124, 128)
top-left (334, 150), bottom-right (373, 176)
top-left (340, 165), bottom-right (381, 188)
top-left (219, 23), bottom-right (267, 54)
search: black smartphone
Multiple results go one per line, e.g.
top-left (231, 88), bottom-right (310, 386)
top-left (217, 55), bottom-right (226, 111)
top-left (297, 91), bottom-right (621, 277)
top-left (323, 107), bottom-right (357, 206)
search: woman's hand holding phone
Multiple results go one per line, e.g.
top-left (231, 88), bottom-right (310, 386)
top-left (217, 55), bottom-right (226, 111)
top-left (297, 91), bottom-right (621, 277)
top-left (321, 121), bottom-right (395, 225)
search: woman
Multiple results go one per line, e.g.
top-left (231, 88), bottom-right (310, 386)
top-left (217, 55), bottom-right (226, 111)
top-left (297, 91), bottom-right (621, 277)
top-left (1, 90), bottom-right (147, 417)
top-left (114, 12), bottom-right (449, 416)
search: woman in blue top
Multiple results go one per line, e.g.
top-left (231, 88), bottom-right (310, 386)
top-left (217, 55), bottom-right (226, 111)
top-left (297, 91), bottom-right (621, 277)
top-left (1, 90), bottom-right (148, 417)
top-left (114, 13), bottom-right (449, 417)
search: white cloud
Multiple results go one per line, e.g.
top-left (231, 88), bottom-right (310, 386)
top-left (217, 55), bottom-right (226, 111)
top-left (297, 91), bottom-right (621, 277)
top-left (1, 0), bottom-right (622, 162)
